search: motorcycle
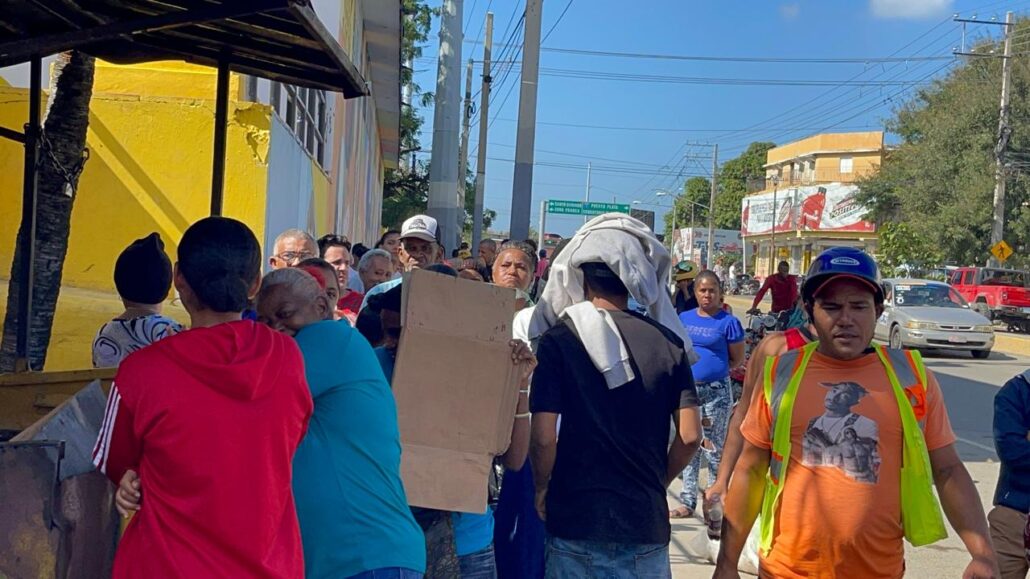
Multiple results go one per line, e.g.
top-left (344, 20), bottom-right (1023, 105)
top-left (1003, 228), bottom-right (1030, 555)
top-left (731, 274), bottom-right (760, 296)
top-left (730, 311), bottom-right (779, 403)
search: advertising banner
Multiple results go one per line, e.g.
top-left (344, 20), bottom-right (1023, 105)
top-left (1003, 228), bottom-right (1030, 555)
top-left (672, 228), bottom-right (743, 264)
top-left (741, 183), bottom-right (874, 236)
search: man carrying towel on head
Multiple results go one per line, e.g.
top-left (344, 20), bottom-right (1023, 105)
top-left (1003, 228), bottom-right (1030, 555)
top-left (527, 213), bottom-right (703, 579)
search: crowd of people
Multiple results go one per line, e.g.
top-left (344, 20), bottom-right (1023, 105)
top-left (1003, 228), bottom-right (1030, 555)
top-left (85, 211), bottom-right (1028, 579)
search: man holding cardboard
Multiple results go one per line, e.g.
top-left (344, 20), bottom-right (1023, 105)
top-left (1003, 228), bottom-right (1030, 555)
top-left (527, 214), bottom-right (703, 578)
top-left (362, 214), bottom-right (441, 310)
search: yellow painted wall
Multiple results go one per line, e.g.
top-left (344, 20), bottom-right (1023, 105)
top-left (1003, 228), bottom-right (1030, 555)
top-left (0, 83), bottom-right (271, 291)
top-left (93, 59), bottom-right (241, 100)
top-left (766, 131), bottom-right (884, 165)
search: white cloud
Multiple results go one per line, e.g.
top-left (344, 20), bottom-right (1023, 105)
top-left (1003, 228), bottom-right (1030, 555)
top-left (779, 3), bottom-right (801, 20)
top-left (870, 0), bottom-right (953, 20)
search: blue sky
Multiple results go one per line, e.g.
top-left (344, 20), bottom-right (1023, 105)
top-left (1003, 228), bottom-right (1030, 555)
top-left (413, 0), bottom-right (1025, 236)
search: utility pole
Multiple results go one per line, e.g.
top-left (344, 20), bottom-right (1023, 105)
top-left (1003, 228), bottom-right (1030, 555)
top-left (510, 0), bottom-right (544, 240)
top-left (955, 11), bottom-right (1013, 267)
top-left (428, 0), bottom-right (462, 252)
top-left (457, 57), bottom-right (474, 241)
top-left (472, 12), bottom-right (493, 250)
top-left (538, 200), bottom-right (547, 253)
top-left (706, 144), bottom-right (719, 269)
top-left (583, 161), bottom-right (592, 225)
top-left (990, 11), bottom-right (1014, 266)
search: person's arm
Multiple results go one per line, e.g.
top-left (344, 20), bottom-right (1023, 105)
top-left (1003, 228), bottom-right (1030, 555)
top-left (751, 277), bottom-right (772, 310)
top-left (530, 412), bottom-right (559, 521)
top-left (501, 340), bottom-right (536, 470)
top-left (709, 335), bottom-right (782, 500)
top-left (92, 383), bottom-right (141, 487)
top-left (929, 444), bottom-right (1000, 578)
top-left (666, 406), bottom-right (702, 487)
top-left (994, 380), bottom-right (1030, 468)
top-left (728, 341), bottom-right (745, 371)
top-left (714, 440), bottom-right (770, 577)
top-left (528, 334), bottom-right (562, 520)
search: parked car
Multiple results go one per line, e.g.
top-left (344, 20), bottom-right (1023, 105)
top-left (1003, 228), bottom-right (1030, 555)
top-left (948, 267), bottom-right (1030, 333)
top-left (875, 278), bottom-right (995, 359)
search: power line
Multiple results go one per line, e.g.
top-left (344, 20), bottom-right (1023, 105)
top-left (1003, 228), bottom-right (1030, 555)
top-left (479, 118), bottom-right (882, 133)
top-left (542, 0), bottom-right (574, 44)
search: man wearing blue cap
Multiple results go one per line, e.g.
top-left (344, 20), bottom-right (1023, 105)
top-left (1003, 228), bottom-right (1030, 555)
top-left (716, 247), bottom-right (998, 579)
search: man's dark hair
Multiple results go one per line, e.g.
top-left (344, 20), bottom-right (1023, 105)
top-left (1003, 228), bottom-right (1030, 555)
top-left (318, 234), bottom-right (351, 256)
top-left (352, 243), bottom-right (369, 261)
top-left (539, 249), bottom-right (548, 259)
top-left (778, 260), bottom-right (790, 270)
top-left (178, 217), bottom-right (261, 313)
top-left (355, 308), bottom-right (383, 346)
top-left (581, 262), bottom-right (629, 299)
top-left (425, 263), bottom-right (459, 277)
top-left (369, 283), bottom-right (404, 314)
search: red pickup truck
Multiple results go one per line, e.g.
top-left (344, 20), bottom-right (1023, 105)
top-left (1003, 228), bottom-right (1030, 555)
top-left (949, 267), bottom-right (1030, 333)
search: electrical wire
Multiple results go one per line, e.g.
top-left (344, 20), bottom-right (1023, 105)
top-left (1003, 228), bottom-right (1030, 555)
top-left (542, 0), bottom-right (574, 44)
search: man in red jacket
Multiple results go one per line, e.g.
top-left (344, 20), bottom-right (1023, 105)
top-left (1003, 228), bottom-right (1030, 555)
top-left (93, 217), bottom-right (313, 578)
top-left (750, 260), bottom-right (799, 314)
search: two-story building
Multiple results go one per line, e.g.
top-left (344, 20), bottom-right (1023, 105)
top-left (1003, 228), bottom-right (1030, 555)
top-left (741, 131), bottom-right (883, 278)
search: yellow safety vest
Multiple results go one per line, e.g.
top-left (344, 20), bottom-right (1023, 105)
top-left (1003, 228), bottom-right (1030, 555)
top-left (758, 341), bottom-right (947, 554)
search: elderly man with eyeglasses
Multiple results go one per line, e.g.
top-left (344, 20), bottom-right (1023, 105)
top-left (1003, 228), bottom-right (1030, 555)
top-left (270, 229), bottom-right (319, 270)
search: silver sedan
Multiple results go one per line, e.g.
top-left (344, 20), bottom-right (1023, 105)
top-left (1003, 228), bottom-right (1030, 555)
top-left (875, 278), bottom-right (995, 359)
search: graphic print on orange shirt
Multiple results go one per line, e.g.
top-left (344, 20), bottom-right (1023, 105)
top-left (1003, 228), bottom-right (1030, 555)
top-left (801, 381), bottom-right (881, 484)
top-left (740, 350), bottom-right (956, 579)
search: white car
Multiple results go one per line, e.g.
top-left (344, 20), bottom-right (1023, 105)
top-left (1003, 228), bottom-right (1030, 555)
top-left (875, 278), bottom-right (995, 359)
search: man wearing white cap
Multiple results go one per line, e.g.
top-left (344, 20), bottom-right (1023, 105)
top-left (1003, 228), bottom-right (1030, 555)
top-left (361, 215), bottom-right (441, 310)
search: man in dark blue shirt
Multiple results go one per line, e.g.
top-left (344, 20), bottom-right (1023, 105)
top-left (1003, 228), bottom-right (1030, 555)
top-left (990, 370), bottom-right (1030, 579)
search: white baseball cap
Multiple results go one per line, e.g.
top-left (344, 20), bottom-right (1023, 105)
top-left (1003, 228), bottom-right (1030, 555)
top-left (400, 214), bottom-right (439, 243)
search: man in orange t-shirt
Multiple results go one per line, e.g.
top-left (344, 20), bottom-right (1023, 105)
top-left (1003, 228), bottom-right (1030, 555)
top-left (715, 247), bottom-right (998, 579)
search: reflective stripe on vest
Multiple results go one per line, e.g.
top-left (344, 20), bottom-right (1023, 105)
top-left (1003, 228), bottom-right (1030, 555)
top-left (759, 343), bottom-right (947, 555)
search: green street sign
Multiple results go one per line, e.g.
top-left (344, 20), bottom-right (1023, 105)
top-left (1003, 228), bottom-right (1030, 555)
top-left (546, 200), bottom-right (630, 216)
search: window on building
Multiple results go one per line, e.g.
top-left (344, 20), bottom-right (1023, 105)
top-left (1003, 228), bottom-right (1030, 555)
top-left (839, 156), bottom-right (854, 174)
top-left (271, 81), bottom-right (329, 169)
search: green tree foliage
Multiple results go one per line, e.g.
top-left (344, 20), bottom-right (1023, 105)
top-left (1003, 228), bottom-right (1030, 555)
top-left (381, 0), bottom-right (497, 238)
top-left (876, 222), bottom-right (943, 277)
top-left (382, 0), bottom-right (434, 230)
top-left (715, 142), bottom-right (776, 230)
top-left (858, 20), bottom-right (1030, 269)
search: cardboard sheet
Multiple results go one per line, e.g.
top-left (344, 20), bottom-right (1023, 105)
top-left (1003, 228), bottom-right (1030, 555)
top-left (392, 269), bottom-right (521, 514)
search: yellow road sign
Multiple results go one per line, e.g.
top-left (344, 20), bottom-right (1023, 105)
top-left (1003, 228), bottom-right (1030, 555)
top-left (990, 240), bottom-right (1014, 263)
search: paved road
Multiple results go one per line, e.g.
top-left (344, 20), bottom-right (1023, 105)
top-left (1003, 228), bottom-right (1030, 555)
top-left (669, 322), bottom-right (1028, 577)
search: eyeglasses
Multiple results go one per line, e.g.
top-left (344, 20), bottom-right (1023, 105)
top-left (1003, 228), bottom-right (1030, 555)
top-left (277, 251), bottom-right (316, 262)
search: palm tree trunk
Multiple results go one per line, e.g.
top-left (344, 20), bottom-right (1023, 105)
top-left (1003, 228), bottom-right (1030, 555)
top-left (0, 51), bottom-right (95, 372)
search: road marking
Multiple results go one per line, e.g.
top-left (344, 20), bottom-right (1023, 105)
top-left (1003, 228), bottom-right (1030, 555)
top-left (955, 436), bottom-right (996, 454)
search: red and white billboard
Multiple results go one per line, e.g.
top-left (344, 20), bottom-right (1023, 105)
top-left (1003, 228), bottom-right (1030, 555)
top-left (741, 183), bottom-right (874, 236)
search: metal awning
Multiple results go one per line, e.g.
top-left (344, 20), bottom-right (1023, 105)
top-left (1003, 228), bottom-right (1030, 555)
top-left (0, 0), bottom-right (367, 95)
top-left (0, 0), bottom-right (381, 373)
